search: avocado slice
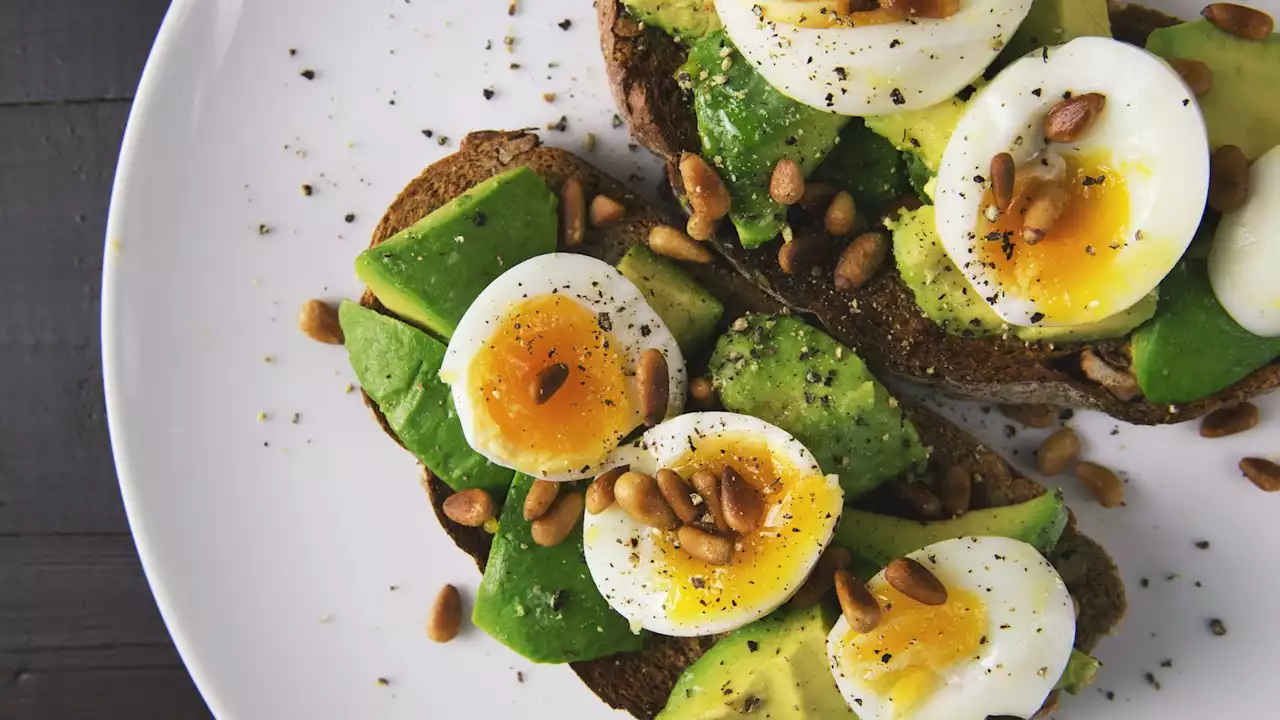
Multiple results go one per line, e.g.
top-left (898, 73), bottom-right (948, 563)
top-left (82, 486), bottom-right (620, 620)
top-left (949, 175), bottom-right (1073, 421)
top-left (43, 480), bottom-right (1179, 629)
top-left (810, 119), bottom-right (912, 218)
top-left (682, 32), bottom-right (848, 249)
top-left (833, 491), bottom-right (1069, 570)
top-left (865, 95), bottom-right (968, 180)
top-left (1131, 260), bottom-right (1280, 404)
top-left (338, 302), bottom-right (513, 497)
top-left (1058, 649), bottom-right (1100, 695)
top-left (355, 167), bottom-right (557, 338)
top-left (657, 604), bottom-right (856, 719)
top-left (997, 0), bottom-right (1111, 68)
top-left (1148, 20), bottom-right (1280, 161)
top-left (622, 0), bottom-right (720, 41)
top-left (616, 245), bottom-right (724, 356)
top-left (472, 474), bottom-right (645, 663)
top-left (710, 314), bottom-right (927, 497)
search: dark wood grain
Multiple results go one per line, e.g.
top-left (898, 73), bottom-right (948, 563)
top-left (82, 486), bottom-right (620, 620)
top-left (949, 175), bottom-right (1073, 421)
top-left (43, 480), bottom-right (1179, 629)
top-left (0, 0), bottom-right (210, 717)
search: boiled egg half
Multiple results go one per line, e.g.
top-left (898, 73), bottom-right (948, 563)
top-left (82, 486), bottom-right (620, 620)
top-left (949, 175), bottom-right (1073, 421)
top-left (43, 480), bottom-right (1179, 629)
top-left (1210, 144), bottom-right (1280, 337)
top-left (583, 412), bottom-right (843, 636)
top-left (440, 253), bottom-right (686, 481)
top-left (935, 36), bottom-right (1209, 327)
top-left (827, 536), bottom-right (1075, 720)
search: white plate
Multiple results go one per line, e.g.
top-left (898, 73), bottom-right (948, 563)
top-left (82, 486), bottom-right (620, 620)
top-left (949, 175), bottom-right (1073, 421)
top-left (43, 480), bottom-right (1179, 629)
top-left (103, 1), bottom-right (1280, 717)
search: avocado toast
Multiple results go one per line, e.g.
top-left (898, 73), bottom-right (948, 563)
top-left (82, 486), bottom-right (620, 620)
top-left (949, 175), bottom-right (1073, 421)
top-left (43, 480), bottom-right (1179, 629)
top-left (341, 130), bottom-right (1125, 718)
top-left (596, 0), bottom-right (1280, 425)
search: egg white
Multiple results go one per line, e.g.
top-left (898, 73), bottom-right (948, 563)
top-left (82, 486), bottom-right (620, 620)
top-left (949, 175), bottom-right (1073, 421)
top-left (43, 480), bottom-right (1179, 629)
top-left (934, 36), bottom-right (1209, 327)
top-left (715, 0), bottom-right (1033, 116)
top-left (1210, 144), bottom-right (1280, 337)
top-left (827, 536), bottom-right (1075, 720)
top-left (439, 253), bottom-right (686, 481)
top-left (583, 412), bottom-right (843, 636)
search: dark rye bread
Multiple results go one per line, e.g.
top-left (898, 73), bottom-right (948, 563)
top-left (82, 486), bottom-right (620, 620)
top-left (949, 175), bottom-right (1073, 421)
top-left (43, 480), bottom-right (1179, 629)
top-left (359, 131), bottom-right (1125, 719)
top-left (597, 0), bottom-right (1280, 425)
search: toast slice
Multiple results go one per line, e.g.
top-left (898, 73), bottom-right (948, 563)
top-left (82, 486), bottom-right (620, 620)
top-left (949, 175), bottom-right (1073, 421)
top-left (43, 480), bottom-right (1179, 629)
top-left (596, 0), bottom-right (1280, 425)
top-left (359, 130), bottom-right (1126, 719)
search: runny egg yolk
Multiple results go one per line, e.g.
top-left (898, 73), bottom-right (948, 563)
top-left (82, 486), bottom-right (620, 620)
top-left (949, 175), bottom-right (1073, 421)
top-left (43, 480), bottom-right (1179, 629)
top-left (841, 584), bottom-right (988, 717)
top-left (756, 0), bottom-right (902, 29)
top-left (978, 151), bottom-right (1131, 323)
top-left (652, 434), bottom-right (840, 624)
top-left (468, 294), bottom-right (636, 474)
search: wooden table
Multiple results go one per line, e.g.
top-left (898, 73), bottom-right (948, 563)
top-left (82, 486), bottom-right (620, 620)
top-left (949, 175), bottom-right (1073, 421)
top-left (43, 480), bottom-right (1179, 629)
top-left (1, 2), bottom-right (211, 717)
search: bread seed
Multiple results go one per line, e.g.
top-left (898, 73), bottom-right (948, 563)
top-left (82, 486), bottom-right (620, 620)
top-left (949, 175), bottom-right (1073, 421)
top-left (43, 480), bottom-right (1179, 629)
top-left (560, 176), bottom-right (585, 246)
top-left (648, 224), bottom-right (713, 263)
top-left (1021, 183), bottom-right (1069, 244)
top-left (721, 466), bottom-right (764, 534)
top-left (1241, 457), bottom-right (1280, 492)
top-left (1169, 58), bottom-right (1214, 96)
top-left (1209, 144), bottom-right (1250, 212)
top-left (679, 152), bottom-right (732, 220)
top-left (589, 195), bottom-right (625, 227)
top-left (657, 469), bottom-right (700, 524)
top-left (824, 191), bottom-right (857, 236)
top-left (614, 471), bottom-right (679, 529)
top-left (531, 362), bottom-right (569, 405)
top-left (1043, 92), bottom-right (1106, 142)
top-left (834, 231), bottom-right (889, 292)
top-left (895, 481), bottom-right (943, 520)
top-left (990, 152), bottom-right (1015, 212)
top-left (443, 488), bottom-right (496, 527)
top-left (587, 466), bottom-right (628, 515)
top-left (885, 558), bottom-right (948, 605)
top-left (298, 299), bottom-right (344, 344)
top-left (1200, 402), bottom-right (1260, 438)
top-left (688, 376), bottom-right (717, 409)
top-left (1079, 348), bottom-right (1140, 401)
top-left (1202, 2), bottom-right (1274, 39)
top-left (690, 470), bottom-right (730, 532)
top-left (798, 182), bottom-right (838, 215)
top-left (835, 569), bottom-right (882, 633)
top-left (427, 584), bottom-right (463, 642)
top-left (686, 213), bottom-right (718, 242)
top-left (778, 228), bottom-right (829, 276)
top-left (637, 348), bottom-right (669, 427)
top-left (1037, 427), bottom-right (1081, 477)
top-left (523, 479), bottom-right (561, 521)
top-left (937, 466), bottom-right (972, 517)
top-left (531, 491), bottom-right (585, 546)
top-left (789, 546), bottom-right (851, 609)
top-left (769, 158), bottom-right (805, 205)
top-left (1075, 461), bottom-right (1124, 508)
top-left (677, 525), bottom-right (735, 565)
top-left (1000, 403), bottom-right (1058, 428)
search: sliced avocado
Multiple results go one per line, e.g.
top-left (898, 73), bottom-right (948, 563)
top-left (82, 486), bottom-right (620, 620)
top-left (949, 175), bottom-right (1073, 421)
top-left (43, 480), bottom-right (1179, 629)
top-left (355, 167), bottom-right (557, 338)
top-left (657, 604), bottom-right (856, 719)
top-left (1147, 20), bottom-right (1280, 161)
top-left (473, 474), bottom-right (644, 663)
top-left (622, 0), bottom-right (720, 41)
top-left (1132, 260), bottom-right (1280, 404)
top-left (1017, 291), bottom-right (1158, 343)
top-left (865, 95), bottom-right (967, 177)
top-left (682, 32), bottom-right (848, 249)
top-left (998, 0), bottom-right (1111, 68)
top-left (710, 314), bottom-right (927, 497)
top-left (1058, 650), bottom-right (1100, 695)
top-left (833, 491), bottom-right (1069, 569)
top-left (810, 119), bottom-right (912, 217)
top-left (616, 245), bottom-right (724, 356)
top-left (338, 302), bottom-right (513, 497)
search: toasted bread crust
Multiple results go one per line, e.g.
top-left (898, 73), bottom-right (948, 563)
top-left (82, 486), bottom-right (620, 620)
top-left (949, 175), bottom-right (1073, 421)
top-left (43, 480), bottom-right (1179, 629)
top-left (596, 0), bottom-right (1280, 425)
top-left (362, 131), bottom-right (1125, 719)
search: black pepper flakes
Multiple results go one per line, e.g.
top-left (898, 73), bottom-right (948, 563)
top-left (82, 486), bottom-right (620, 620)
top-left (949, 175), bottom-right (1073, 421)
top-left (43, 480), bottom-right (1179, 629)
top-left (1029, 312), bottom-right (1045, 324)
top-left (483, 87), bottom-right (496, 100)
top-left (344, 213), bottom-right (355, 224)
top-left (612, 114), bottom-right (624, 128)
top-left (747, 640), bottom-right (759, 652)
top-left (288, 48), bottom-right (297, 57)
top-left (558, 18), bottom-right (572, 30)
top-left (301, 183), bottom-right (314, 196)
top-left (548, 116), bottom-right (569, 132)
top-left (300, 69), bottom-right (316, 80)
top-left (1195, 540), bottom-right (1210, 550)
top-left (890, 88), bottom-right (905, 105)
top-left (422, 129), bottom-right (434, 138)
top-left (1209, 618), bottom-right (1227, 636)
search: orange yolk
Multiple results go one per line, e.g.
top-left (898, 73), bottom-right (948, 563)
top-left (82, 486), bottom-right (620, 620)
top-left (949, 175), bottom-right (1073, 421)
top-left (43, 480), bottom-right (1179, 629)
top-left (841, 585), bottom-right (988, 716)
top-left (468, 294), bottom-right (636, 474)
top-left (652, 434), bottom-right (840, 624)
top-left (978, 152), bottom-right (1131, 322)
top-left (759, 1), bottom-right (901, 28)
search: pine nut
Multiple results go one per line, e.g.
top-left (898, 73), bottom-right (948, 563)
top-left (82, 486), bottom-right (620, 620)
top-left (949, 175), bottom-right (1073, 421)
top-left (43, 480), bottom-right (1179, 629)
top-left (1037, 427), bottom-right (1081, 477)
top-left (523, 479), bottom-right (561, 521)
top-left (677, 526), bottom-right (735, 565)
top-left (1209, 144), bottom-right (1250, 212)
top-left (834, 232), bottom-right (889, 291)
top-left (298, 299), bottom-right (344, 344)
top-left (885, 558), bottom-right (948, 605)
top-left (587, 466), bottom-right (628, 515)
top-left (530, 362), bottom-right (569, 405)
top-left (769, 158), bottom-right (805, 205)
top-left (648, 224), bottom-right (713, 263)
top-left (1201, 402), bottom-right (1260, 438)
top-left (1169, 58), bottom-right (1214, 96)
top-left (835, 569), bottom-right (882, 633)
top-left (530, 491), bottom-right (584, 547)
top-left (1044, 93), bottom-right (1106, 143)
top-left (561, 176), bottom-right (585, 247)
top-left (614, 471), bottom-right (679, 529)
top-left (690, 470), bottom-right (730, 532)
top-left (937, 466), bottom-right (972, 518)
top-left (657, 469), bottom-right (700, 524)
top-left (824, 191), bottom-right (857, 236)
top-left (798, 182), bottom-right (838, 215)
top-left (778, 229), bottom-right (829, 276)
top-left (443, 488), bottom-right (496, 527)
top-left (427, 584), bottom-right (463, 642)
top-left (589, 195), bottom-right (625, 227)
top-left (990, 152), bottom-right (1015, 213)
top-left (789, 545), bottom-right (851, 609)
top-left (895, 481), bottom-right (943, 520)
top-left (1076, 461), bottom-right (1124, 508)
top-left (679, 153), bottom-right (732, 220)
top-left (1000, 403), bottom-right (1058, 428)
top-left (688, 377), bottom-right (717, 409)
top-left (686, 213), bottom-right (718, 242)
top-left (1021, 183), bottom-right (1069, 244)
top-left (1241, 457), bottom-right (1280, 492)
top-left (637, 348), bottom-right (669, 427)
top-left (1080, 348), bottom-right (1140, 401)
top-left (1202, 3), bottom-right (1274, 39)
top-left (721, 466), bottom-right (764, 534)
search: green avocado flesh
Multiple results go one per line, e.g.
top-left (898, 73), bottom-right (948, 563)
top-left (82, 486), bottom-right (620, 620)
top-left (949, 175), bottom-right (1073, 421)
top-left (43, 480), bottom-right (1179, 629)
top-left (865, 96), bottom-right (967, 180)
top-left (710, 314), bottom-right (927, 497)
top-left (338, 302), bottom-right (513, 497)
top-left (657, 604), bottom-right (856, 720)
top-left (617, 245), bottom-right (724, 356)
top-left (682, 32), bottom-right (848, 249)
top-left (622, 0), bottom-right (720, 41)
top-left (834, 491), bottom-right (1069, 571)
top-left (1059, 650), bottom-right (1100, 695)
top-left (1132, 260), bottom-right (1280, 404)
top-left (890, 206), bottom-right (1157, 342)
top-left (1148, 20), bottom-right (1280, 161)
top-left (355, 167), bottom-right (557, 338)
top-left (998, 0), bottom-right (1111, 68)
top-left (810, 119), bottom-right (912, 220)
top-left (472, 474), bottom-right (644, 663)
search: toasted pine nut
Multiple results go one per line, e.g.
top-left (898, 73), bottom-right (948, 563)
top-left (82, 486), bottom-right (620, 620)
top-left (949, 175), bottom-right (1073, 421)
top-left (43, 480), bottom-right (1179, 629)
top-left (990, 152), bottom-right (1015, 213)
top-left (1076, 461), bottom-right (1124, 508)
top-left (648, 224), bottom-right (713, 263)
top-left (589, 195), bottom-right (625, 227)
top-left (1079, 348), bottom-right (1140, 401)
top-left (835, 569), bottom-right (882, 633)
top-left (834, 231), bottom-right (889, 292)
top-left (789, 545), bottom-right (851, 609)
top-left (614, 471), bottom-right (679, 529)
top-left (427, 584), bottom-right (463, 642)
top-left (298, 299), bottom-right (344, 344)
top-left (657, 469), bottom-right (700, 524)
top-left (721, 466), bottom-right (763, 534)
top-left (937, 466), bottom-right (972, 518)
top-left (1000, 403), bottom-right (1058, 428)
top-left (1203, 2), bottom-right (1274, 39)
top-left (778, 229), bottom-right (829, 276)
top-left (1169, 58), bottom-right (1214, 96)
top-left (1021, 183), bottom-right (1069, 244)
top-left (688, 377), bottom-right (717, 409)
top-left (637, 348), bottom-right (669, 427)
top-left (885, 557), bottom-right (948, 605)
top-left (530, 491), bottom-right (584, 547)
top-left (587, 466), bottom-right (628, 515)
top-left (1043, 93), bottom-right (1106, 142)
top-left (686, 213), bottom-right (717, 242)
top-left (690, 470), bottom-right (730, 532)
top-left (677, 526), bottom-right (735, 565)
top-left (679, 153), bottom-right (732, 220)
top-left (530, 362), bottom-right (569, 406)
top-left (1241, 457), bottom-right (1280, 491)
top-left (770, 158), bottom-right (805, 205)
top-left (560, 176), bottom-right (585, 247)
top-left (824, 191), bottom-right (857, 236)
top-left (1037, 427), bottom-right (1081, 477)
top-left (895, 481), bottom-right (943, 521)
top-left (443, 488), bottom-right (496, 527)
top-left (523, 479), bottom-right (561, 521)
top-left (1209, 144), bottom-right (1250, 212)
top-left (1200, 402), bottom-right (1260, 438)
